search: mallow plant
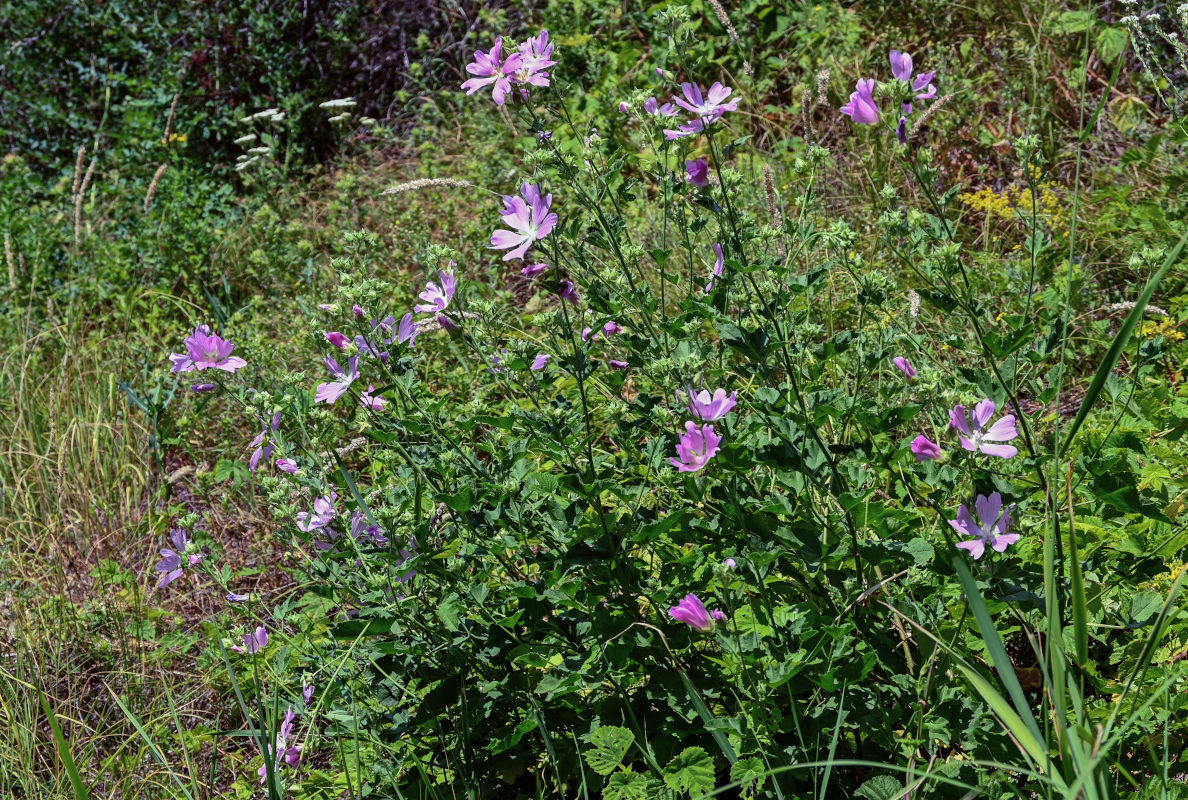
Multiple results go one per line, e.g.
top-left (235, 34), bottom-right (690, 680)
top-left (158, 16), bottom-right (1188, 800)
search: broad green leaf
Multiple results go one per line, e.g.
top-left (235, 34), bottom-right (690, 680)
top-left (584, 725), bottom-right (634, 776)
top-left (604, 770), bottom-right (650, 800)
top-left (663, 746), bottom-right (716, 798)
top-left (729, 757), bottom-right (768, 797)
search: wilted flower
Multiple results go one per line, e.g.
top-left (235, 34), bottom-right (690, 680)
top-left (618, 101), bottom-right (630, 113)
top-left (557, 279), bottom-right (580, 304)
top-left (521, 262), bottom-right (549, 278)
top-left (704, 243), bottom-right (725, 294)
top-left (491, 183), bottom-right (558, 261)
top-left (892, 356), bottom-right (916, 378)
top-left (686, 157), bottom-right (709, 187)
top-left (349, 510), bottom-right (390, 547)
top-left (687, 388), bottom-right (737, 421)
top-left (910, 435), bottom-right (942, 461)
top-left (314, 355), bottom-right (359, 405)
top-left (248, 412), bottom-right (281, 472)
top-left (169, 325), bottom-right (247, 373)
top-left (609, 359), bottom-right (629, 370)
top-left (668, 594), bottom-right (722, 631)
top-left (461, 38), bottom-right (522, 105)
top-left (276, 458), bottom-right (298, 474)
top-left (840, 78), bottom-right (879, 124)
top-left (303, 685), bottom-right (315, 707)
top-left (227, 592), bottom-right (250, 602)
top-left (670, 421), bottom-right (722, 472)
top-left (950, 492), bottom-right (1020, 559)
top-left (192, 383), bottom-right (216, 393)
top-left (950, 399), bottom-right (1018, 458)
top-left (531, 353), bottom-right (551, 370)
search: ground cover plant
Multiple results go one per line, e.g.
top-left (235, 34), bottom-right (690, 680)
top-left (3, 1), bottom-right (1188, 799)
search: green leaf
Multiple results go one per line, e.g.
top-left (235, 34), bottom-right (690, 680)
top-left (729, 757), bottom-right (768, 797)
top-left (584, 725), bottom-right (634, 776)
top-left (604, 771), bottom-right (650, 800)
top-left (39, 691), bottom-right (92, 800)
top-left (436, 593), bottom-right (464, 631)
top-left (663, 746), bottom-right (716, 798)
top-left (855, 774), bottom-right (902, 800)
top-left (1096, 26), bottom-right (1129, 62)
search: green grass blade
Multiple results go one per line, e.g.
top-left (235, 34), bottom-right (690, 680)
top-left (953, 558), bottom-right (1046, 749)
top-left (38, 690), bottom-right (91, 800)
top-left (953, 663), bottom-right (1053, 778)
top-left (105, 684), bottom-right (197, 800)
top-left (1059, 230), bottom-right (1188, 458)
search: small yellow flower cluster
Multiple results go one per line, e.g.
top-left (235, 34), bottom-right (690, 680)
top-left (959, 173), bottom-right (1069, 234)
top-left (1139, 320), bottom-right (1186, 341)
top-left (161, 132), bottom-right (188, 145)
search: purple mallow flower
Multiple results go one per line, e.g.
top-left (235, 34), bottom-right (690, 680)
top-left (668, 594), bottom-right (722, 632)
top-left (248, 412), bottom-right (281, 472)
top-left (609, 359), bottom-right (629, 370)
top-left (664, 82), bottom-right (739, 139)
top-left (296, 494), bottom-right (337, 533)
top-left (889, 50), bottom-right (936, 100)
top-left (491, 183), bottom-right (558, 261)
top-left (531, 353), bottom-right (550, 370)
top-left (910, 435), bottom-right (943, 461)
top-left (303, 685), bottom-right (315, 707)
top-left (192, 383), bottom-right (215, 393)
top-left (675, 81), bottom-right (738, 118)
top-left (686, 158), bottom-right (709, 187)
top-left (892, 356), bottom-right (916, 378)
top-left (233, 625), bottom-right (268, 654)
top-left (643, 96), bottom-right (677, 117)
top-left (704, 243), bottom-right (725, 294)
top-left (276, 458), bottom-right (298, 474)
top-left (169, 325), bottom-right (247, 373)
top-left (414, 269), bottom-right (457, 315)
top-left (156, 528), bottom-right (194, 588)
top-left (314, 355), bottom-right (359, 405)
top-left (324, 331), bottom-right (350, 349)
top-left (258, 706), bottom-right (302, 784)
top-left (686, 389), bottom-right (737, 421)
top-left (840, 78), bottom-right (880, 124)
top-left (670, 421), bottom-right (721, 472)
top-left (397, 312), bottom-right (420, 348)
top-left (521, 262), bottom-right (549, 278)
top-left (950, 492), bottom-right (1020, 560)
top-left (950, 399), bottom-right (1019, 458)
top-left (359, 384), bottom-right (386, 411)
top-left (461, 38), bottom-right (521, 105)
top-left (513, 30), bottom-right (555, 92)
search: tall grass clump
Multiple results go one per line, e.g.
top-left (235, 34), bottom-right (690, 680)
top-left (143, 6), bottom-right (1188, 799)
